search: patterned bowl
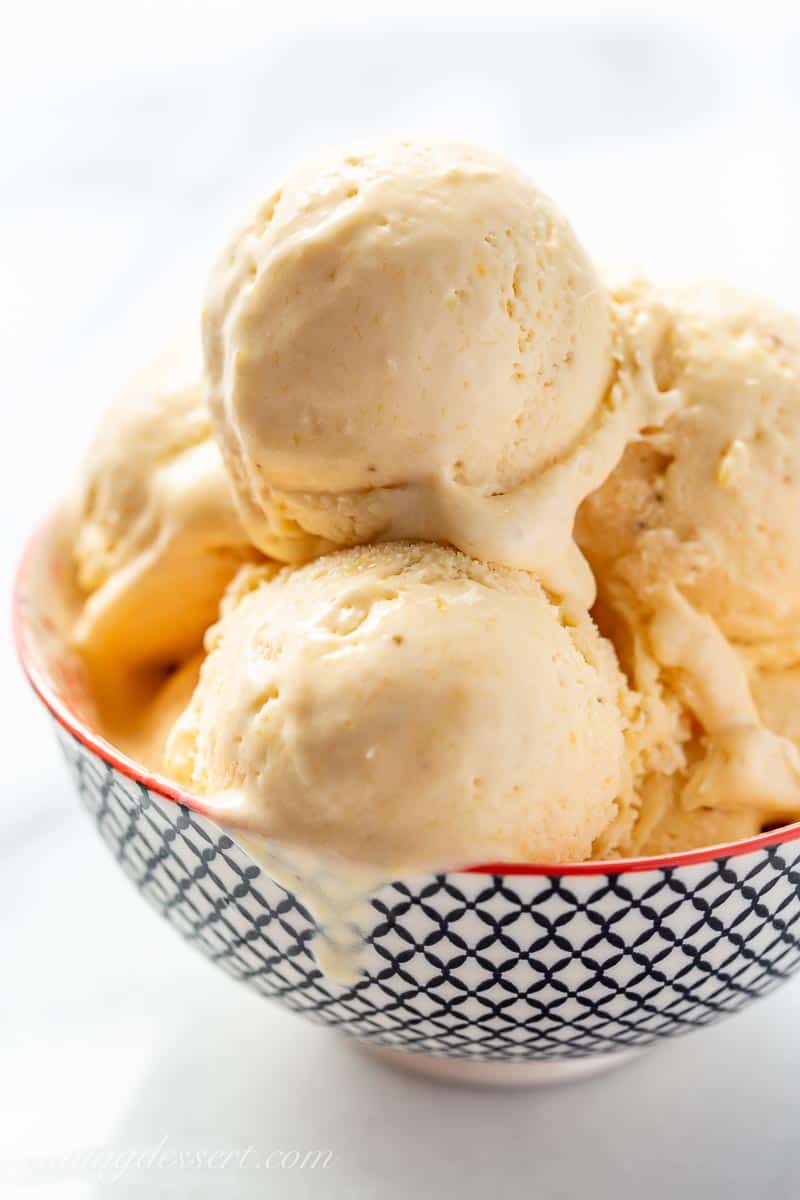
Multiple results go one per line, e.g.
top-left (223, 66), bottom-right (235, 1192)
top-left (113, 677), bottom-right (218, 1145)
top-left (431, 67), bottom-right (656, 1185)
top-left (15, 521), bottom-right (800, 1087)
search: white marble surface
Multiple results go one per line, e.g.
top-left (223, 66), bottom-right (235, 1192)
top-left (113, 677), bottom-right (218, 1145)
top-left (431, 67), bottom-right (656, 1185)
top-left (2, 5), bottom-right (800, 1196)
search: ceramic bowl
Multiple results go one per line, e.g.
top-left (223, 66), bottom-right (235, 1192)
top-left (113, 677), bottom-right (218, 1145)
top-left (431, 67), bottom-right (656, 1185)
top-left (15, 522), bottom-right (800, 1087)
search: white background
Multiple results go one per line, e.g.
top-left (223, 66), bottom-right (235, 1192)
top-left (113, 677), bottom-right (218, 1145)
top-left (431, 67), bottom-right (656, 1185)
top-left (2, 2), bottom-right (800, 1196)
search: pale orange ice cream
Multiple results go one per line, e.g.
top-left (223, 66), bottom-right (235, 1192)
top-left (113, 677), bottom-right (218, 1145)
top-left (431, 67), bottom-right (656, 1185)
top-left (577, 281), bottom-right (800, 845)
top-left (68, 340), bottom-right (258, 695)
top-left (60, 144), bottom-right (800, 879)
top-left (620, 769), bottom-right (763, 858)
top-left (165, 542), bottom-right (634, 870)
top-left (202, 139), bottom-right (642, 607)
top-left (750, 663), bottom-right (800, 750)
top-left (109, 653), bottom-right (204, 772)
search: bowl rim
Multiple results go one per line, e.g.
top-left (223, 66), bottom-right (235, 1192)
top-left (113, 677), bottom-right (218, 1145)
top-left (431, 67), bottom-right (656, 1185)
top-left (14, 518), bottom-right (800, 878)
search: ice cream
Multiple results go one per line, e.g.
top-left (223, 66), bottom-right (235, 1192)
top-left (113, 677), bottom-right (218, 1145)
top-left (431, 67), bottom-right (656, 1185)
top-left (619, 770), bottom-right (763, 858)
top-left (577, 281), bottom-right (800, 841)
top-left (68, 340), bottom-right (258, 700)
top-left (577, 280), bottom-right (800, 643)
top-left (165, 542), bottom-right (633, 870)
top-left (108, 653), bottom-right (204, 773)
top-left (750, 663), bottom-right (800, 750)
top-left (56, 137), bottom-right (800, 891)
top-left (203, 139), bottom-right (635, 606)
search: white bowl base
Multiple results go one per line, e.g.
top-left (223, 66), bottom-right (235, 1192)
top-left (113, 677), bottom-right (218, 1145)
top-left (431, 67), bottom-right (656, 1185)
top-left (361, 1043), bottom-right (643, 1088)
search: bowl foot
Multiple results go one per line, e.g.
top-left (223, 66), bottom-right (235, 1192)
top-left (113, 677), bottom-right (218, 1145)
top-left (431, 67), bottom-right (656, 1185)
top-left (361, 1044), bottom-right (642, 1088)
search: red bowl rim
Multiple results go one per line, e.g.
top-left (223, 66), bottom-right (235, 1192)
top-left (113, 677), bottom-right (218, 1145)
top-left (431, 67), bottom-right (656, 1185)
top-left (13, 518), bottom-right (800, 877)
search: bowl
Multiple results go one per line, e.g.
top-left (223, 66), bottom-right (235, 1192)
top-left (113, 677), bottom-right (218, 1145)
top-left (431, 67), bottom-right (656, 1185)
top-left (14, 520), bottom-right (800, 1087)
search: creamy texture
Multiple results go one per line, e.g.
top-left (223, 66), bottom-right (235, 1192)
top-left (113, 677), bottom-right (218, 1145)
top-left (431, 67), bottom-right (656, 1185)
top-left (164, 541), bottom-right (637, 979)
top-left (750, 662), bottom-right (800, 749)
top-left (60, 145), bottom-right (800, 927)
top-left (578, 281), bottom-right (800, 641)
top-left (166, 543), bottom-right (633, 869)
top-left (577, 281), bottom-right (800, 836)
top-left (648, 591), bottom-right (800, 817)
top-left (69, 340), bottom-right (259, 697)
top-left (619, 770), bottom-right (763, 858)
top-left (203, 138), bottom-right (628, 605)
top-left (108, 653), bottom-right (204, 772)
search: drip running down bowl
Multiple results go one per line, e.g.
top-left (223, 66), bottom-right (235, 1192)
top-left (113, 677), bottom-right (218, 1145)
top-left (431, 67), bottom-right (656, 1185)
top-left (14, 519), bottom-right (800, 1087)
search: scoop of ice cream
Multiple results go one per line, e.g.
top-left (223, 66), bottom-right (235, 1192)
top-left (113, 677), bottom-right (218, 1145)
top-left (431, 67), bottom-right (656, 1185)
top-left (165, 542), bottom-right (632, 870)
top-left (577, 280), bottom-right (800, 643)
top-left (203, 139), bottom-right (629, 605)
top-left (577, 281), bottom-right (800, 824)
top-left (69, 340), bottom-right (258, 686)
